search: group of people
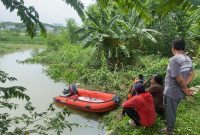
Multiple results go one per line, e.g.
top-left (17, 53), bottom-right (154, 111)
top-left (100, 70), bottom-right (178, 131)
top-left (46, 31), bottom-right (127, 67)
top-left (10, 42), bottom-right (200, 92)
top-left (121, 38), bottom-right (195, 134)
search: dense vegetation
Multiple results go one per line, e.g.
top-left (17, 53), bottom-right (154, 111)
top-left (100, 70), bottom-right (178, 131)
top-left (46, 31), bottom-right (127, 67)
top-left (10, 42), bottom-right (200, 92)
top-left (25, 18), bottom-right (200, 135)
top-left (1, 0), bottom-right (200, 135)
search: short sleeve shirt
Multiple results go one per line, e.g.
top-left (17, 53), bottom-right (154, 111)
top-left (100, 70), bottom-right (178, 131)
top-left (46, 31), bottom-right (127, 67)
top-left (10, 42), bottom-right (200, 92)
top-left (164, 54), bottom-right (193, 99)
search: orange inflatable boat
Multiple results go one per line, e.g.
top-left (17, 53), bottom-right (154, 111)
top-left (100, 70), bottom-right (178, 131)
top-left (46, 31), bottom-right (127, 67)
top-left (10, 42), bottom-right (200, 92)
top-left (54, 88), bottom-right (120, 113)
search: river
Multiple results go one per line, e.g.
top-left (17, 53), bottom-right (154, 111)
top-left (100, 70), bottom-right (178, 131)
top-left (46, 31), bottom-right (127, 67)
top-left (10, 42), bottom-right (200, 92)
top-left (0, 49), bottom-right (106, 135)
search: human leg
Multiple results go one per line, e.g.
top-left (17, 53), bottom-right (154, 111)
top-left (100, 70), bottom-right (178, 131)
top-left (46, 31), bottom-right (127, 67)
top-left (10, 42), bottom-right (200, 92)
top-left (162, 96), bottom-right (181, 133)
top-left (122, 107), bottom-right (140, 126)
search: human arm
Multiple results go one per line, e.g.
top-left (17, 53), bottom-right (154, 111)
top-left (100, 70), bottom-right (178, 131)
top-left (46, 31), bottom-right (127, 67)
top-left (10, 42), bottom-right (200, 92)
top-left (143, 76), bottom-right (151, 86)
top-left (185, 70), bottom-right (195, 85)
top-left (122, 97), bottom-right (137, 108)
top-left (146, 85), bottom-right (157, 93)
top-left (176, 75), bottom-right (188, 89)
top-left (170, 58), bottom-right (189, 94)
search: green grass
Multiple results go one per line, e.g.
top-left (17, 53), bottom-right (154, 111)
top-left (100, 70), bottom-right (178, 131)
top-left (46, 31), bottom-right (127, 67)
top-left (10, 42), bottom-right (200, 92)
top-left (103, 91), bottom-right (200, 135)
top-left (0, 31), bottom-right (45, 44)
top-left (0, 43), bottom-right (46, 54)
top-left (0, 31), bottom-right (46, 54)
top-left (22, 38), bottom-right (200, 135)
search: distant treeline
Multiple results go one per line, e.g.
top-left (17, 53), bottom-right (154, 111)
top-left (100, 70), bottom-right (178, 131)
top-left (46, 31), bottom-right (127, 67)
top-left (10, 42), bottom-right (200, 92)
top-left (0, 21), bottom-right (64, 34)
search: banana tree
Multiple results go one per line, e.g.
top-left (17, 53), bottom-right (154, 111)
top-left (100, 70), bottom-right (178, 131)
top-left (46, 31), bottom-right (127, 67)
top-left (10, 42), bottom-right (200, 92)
top-left (77, 5), bottom-right (127, 69)
top-left (78, 5), bottom-right (160, 70)
top-left (97, 0), bottom-right (200, 24)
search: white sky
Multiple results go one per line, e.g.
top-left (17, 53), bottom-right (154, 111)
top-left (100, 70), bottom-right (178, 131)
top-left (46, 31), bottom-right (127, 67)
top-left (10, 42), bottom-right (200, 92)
top-left (0, 0), bottom-right (95, 25)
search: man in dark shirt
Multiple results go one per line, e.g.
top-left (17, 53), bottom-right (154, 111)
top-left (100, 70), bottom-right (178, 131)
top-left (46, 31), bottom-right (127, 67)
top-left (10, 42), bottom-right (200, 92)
top-left (147, 74), bottom-right (164, 115)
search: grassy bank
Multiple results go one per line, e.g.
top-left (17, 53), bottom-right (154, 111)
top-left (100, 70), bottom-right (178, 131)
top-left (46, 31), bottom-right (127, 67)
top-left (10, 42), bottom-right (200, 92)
top-left (0, 31), bottom-right (46, 54)
top-left (0, 43), bottom-right (46, 54)
top-left (25, 41), bottom-right (200, 135)
top-left (0, 31), bottom-right (45, 44)
top-left (103, 92), bottom-right (200, 135)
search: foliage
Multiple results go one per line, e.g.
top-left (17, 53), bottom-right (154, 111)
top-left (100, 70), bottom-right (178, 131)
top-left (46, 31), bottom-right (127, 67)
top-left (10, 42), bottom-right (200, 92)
top-left (0, 21), bottom-right (64, 34)
top-left (63, 0), bottom-right (85, 20)
top-left (140, 1), bottom-right (200, 57)
top-left (97, 0), bottom-right (153, 24)
top-left (26, 40), bottom-right (170, 94)
top-left (2, 0), bottom-right (200, 134)
top-left (0, 31), bottom-right (45, 45)
top-left (0, 0), bottom-right (85, 37)
top-left (1, 0), bottom-right (46, 37)
top-left (78, 4), bottom-right (160, 70)
top-left (24, 36), bottom-right (200, 135)
top-left (97, 0), bottom-right (200, 25)
top-left (103, 92), bottom-right (200, 135)
top-left (24, 41), bottom-right (91, 83)
top-left (64, 18), bottom-right (80, 44)
top-left (45, 34), bottom-right (65, 51)
top-left (0, 69), bottom-right (78, 134)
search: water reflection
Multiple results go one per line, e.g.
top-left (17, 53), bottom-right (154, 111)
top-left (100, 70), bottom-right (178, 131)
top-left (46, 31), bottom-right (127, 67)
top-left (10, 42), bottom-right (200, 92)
top-left (54, 102), bottom-right (105, 121)
top-left (0, 49), bottom-right (106, 135)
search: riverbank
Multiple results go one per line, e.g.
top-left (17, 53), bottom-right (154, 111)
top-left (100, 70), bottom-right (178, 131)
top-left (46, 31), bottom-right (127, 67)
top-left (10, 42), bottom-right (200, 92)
top-left (0, 31), bottom-right (45, 44)
top-left (2, 31), bottom-right (200, 134)
top-left (0, 43), bottom-right (46, 55)
top-left (0, 49), bottom-right (106, 135)
top-left (25, 42), bottom-right (200, 135)
top-left (0, 30), bottom-right (46, 54)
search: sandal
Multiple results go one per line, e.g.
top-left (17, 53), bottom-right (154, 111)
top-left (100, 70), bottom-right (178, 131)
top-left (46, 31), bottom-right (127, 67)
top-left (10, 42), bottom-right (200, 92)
top-left (160, 127), bottom-right (174, 135)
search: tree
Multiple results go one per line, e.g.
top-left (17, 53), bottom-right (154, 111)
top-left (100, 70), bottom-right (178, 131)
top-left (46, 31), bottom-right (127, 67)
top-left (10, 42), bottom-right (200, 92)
top-left (0, 0), bottom-right (85, 37)
top-left (143, 0), bottom-right (200, 57)
top-left (97, 0), bottom-right (200, 24)
top-left (65, 18), bottom-right (80, 44)
top-left (78, 4), bottom-right (160, 70)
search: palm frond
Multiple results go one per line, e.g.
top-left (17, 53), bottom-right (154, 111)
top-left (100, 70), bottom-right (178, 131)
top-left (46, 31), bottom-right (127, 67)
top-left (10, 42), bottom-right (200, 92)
top-left (142, 29), bottom-right (161, 35)
top-left (157, 0), bottom-right (200, 16)
top-left (86, 12), bottom-right (101, 29)
top-left (63, 0), bottom-right (85, 20)
top-left (113, 0), bottom-right (153, 24)
top-left (97, 0), bottom-right (110, 8)
top-left (116, 20), bottom-right (131, 32)
top-left (82, 39), bottom-right (96, 48)
top-left (79, 31), bottom-right (94, 41)
top-left (107, 29), bottom-right (120, 38)
top-left (141, 31), bottom-right (158, 43)
top-left (107, 15), bottom-right (119, 29)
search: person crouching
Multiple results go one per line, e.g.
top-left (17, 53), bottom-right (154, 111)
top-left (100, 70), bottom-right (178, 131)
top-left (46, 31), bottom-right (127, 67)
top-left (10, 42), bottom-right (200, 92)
top-left (122, 83), bottom-right (157, 127)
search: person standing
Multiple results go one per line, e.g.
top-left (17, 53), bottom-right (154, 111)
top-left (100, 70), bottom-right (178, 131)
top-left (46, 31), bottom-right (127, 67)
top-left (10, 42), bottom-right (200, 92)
top-left (161, 38), bottom-right (195, 134)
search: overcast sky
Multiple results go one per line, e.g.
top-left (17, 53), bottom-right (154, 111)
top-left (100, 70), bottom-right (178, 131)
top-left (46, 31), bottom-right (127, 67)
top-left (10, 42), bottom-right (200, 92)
top-left (0, 0), bottom-right (95, 25)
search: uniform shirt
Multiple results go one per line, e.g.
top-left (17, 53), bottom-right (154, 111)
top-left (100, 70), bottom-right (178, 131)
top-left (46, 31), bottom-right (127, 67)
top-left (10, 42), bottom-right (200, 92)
top-left (164, 54), bottom-right (193, 99)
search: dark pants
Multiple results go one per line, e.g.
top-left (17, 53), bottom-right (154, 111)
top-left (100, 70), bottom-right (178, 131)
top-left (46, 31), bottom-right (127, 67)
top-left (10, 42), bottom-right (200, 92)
top-left (122, 107), bottom-right (141, 126)
top-left (156, 107), bottom-right (165, 120)
top-left (164, 96), bottom-right (181, 131)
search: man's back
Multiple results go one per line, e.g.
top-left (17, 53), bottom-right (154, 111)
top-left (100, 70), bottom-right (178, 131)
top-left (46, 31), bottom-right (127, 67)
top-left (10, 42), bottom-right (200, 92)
top-left (123, 92), bottom-right (156, 127)
top-left (164, 54), bottom-right (193, 99)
